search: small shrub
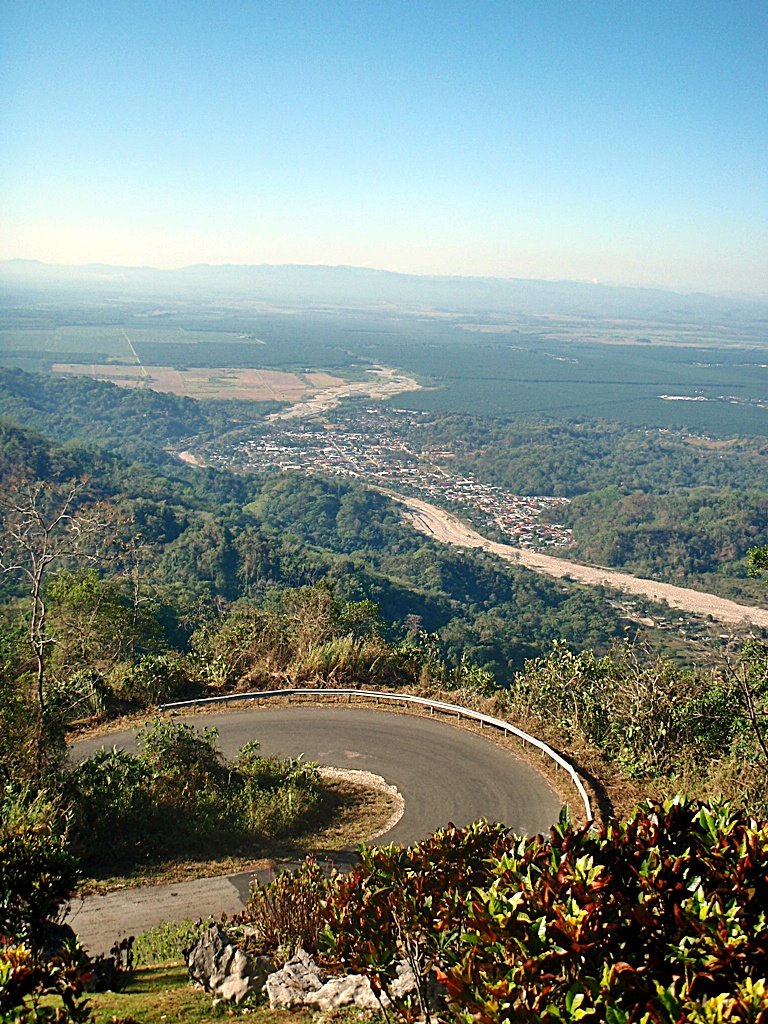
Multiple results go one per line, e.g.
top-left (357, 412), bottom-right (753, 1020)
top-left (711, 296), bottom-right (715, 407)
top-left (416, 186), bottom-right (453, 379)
top-left (68, 748), bottom-right (154, 865)
top-left (0, 787), bottom-right (77, 951)
top-left (236, 746), bottom-right (320, 838)
top-left (325, 820), bottom-right (509, 1022)
top-left (115, 654), bottom-right (192, 706)
top-left (0, 670), bottom-right (38, 788)
top-left (136, 718), bottom-right (224, 786)
top-left (45, 670), bottom-right (110, 725)
top-left (238, 857), bottom-right (333, 958)
top-left (0, 941), bottom-right (93, 1022)
top-left (237, 784), bottom-right (313, 839)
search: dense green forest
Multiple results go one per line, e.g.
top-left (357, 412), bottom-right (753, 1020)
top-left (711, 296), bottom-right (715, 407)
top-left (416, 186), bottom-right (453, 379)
top-left (412, 414), bottom-right (768, 496)
top-left (3, 364), bottom-right (768, 1022)
top-left (0, 365), bottom-right (280, 466)
top-left (0, 415), bottom-right (633, 694)
top-left (4, 365), bottom-right (768, 600)
top-left (561, 486), bottom-right (768, 593)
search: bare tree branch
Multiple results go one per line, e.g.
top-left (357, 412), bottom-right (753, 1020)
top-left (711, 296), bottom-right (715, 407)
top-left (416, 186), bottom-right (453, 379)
top-left (0, 473), bottom-right (112, 780)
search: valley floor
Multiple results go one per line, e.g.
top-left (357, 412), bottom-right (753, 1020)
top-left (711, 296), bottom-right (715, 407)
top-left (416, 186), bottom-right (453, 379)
top-left (396, 492), bottom-right (768, 630)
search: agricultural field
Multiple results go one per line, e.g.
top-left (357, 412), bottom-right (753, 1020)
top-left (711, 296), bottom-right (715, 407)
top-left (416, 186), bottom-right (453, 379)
top-left (0, 326), bottom-right (268, 369)
top-left (351, 327), bottom-right (768, 436)
top-left (0, 326), bottom-right (135, 371)
top-left (1, 300), bottom-right (766, 435)
top-left (49, 363), bottom-right (347, 402)
top-left (0, 318), bottom-right (370, 375)
top-left (458, 311), bottom-right (767, 349)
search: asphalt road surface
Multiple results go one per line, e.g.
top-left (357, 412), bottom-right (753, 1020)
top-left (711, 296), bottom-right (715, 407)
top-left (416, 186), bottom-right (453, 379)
top-left (68, 705), bottom-right (562, 953)
top-left (72, 705), bottom-right (562, 841)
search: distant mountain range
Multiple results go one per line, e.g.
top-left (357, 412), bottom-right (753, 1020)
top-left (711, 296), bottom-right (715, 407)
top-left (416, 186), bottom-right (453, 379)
top-left (1, 258), bottom-right (766, 321)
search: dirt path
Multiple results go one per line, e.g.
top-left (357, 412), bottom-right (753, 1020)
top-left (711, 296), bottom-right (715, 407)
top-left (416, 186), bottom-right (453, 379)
top-left (394, 492), bottom-right (768, 630)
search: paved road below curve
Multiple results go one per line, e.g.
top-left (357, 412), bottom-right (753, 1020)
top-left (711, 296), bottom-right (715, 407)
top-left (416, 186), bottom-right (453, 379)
top-left (68, 705), bottom-right (562, 953)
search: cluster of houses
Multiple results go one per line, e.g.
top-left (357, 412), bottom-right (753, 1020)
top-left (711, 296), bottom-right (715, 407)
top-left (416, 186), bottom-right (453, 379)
top-left (209, 408), bottom-right (574, 551)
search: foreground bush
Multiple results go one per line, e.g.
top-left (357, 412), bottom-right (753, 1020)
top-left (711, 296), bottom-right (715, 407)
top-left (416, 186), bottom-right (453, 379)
top-left (510, 642), bottom-right (740, 781)
top-left (323, 800), bottom-right (768, 1024)
top-left (326, 820), bottom-right (509, 1021)
top-left (0, 787), bottom-right (77, 952)
top-left (0, 942), bottom-right (92, 1023)
top-left (69, 719), bottom-right (320, 875)
top-left (235, 856), bottom-right (334, 960)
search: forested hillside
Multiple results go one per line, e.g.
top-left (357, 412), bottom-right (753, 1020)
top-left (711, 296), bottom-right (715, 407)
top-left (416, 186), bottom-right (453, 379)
top-left (4, 365), bottom-right (768, 601)
top-left (561, 486), bottom-right (768, 588)
top-left (415, 416), bottom-right (768, 497)
top-left (4, 364), bottom-right (768, 1024)
top-left (390, 412), bottom-right (768, 599)
top-left (0, 415), bottom-right (631, 689)
top-left (0, 366), bottom-right (278, 466)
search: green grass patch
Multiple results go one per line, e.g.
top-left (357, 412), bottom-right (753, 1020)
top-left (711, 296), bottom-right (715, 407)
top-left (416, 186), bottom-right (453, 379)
top-left (133, 919), bottom-right (210, 966)
top-left (85, 964), bottom-right (311, 1023)
top-left (85, 964), bottom-right (382, 1024)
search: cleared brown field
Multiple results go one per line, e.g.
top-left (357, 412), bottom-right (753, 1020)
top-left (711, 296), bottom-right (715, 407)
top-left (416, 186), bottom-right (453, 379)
top-left (305, 371), bottom-right (343, 387)
top-left (51, 363), bottom-right (346, 401)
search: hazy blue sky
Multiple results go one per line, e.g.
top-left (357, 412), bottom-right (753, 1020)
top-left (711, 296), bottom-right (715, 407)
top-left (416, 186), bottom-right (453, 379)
top-left (2, 1), bottom-right (766, 294)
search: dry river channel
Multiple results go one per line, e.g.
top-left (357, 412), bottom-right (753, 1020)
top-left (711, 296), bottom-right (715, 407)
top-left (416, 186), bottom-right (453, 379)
top-left (394, 492), bottom-right (768, 630)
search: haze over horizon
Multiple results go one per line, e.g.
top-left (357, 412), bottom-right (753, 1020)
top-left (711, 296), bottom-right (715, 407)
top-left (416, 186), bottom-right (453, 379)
top-left (4, 256), bottom-right (765, 308)
top-left (2, 1), bottom-right (766, 297)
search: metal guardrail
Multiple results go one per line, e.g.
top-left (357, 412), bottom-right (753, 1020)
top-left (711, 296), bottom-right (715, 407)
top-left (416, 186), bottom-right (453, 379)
top-left (159, 688), bottom-right (594, 823)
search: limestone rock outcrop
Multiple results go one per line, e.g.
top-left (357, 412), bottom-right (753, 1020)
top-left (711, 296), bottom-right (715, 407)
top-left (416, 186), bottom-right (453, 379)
top-left (186, 924), bottom-right (272, 1004)
top-left (187, 927), bottom-right (421, 1011)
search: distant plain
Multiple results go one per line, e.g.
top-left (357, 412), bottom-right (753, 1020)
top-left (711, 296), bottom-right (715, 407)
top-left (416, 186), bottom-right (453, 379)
top-left (49, 363), bottom-right (346, 402)
top-left (2, 305), bottom-right (767, 436)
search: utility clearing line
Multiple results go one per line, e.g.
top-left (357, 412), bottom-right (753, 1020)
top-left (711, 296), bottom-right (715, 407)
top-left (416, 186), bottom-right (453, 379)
top-left (392, 491), bottom-right (768, 631)
top-left (121, 329), bottom-right (149, 382)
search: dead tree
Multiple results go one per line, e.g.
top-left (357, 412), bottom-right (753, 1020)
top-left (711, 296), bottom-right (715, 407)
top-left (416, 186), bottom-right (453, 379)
top-left (0, 476), bottom-right (110, 778)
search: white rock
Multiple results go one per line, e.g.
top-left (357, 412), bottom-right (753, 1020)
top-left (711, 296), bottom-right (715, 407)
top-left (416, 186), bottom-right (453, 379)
top-left (186, 924), bottom-right (273, 1004)
top-left (306, 973), bottom-right (383, 1011)
top-left (265, 949), bottom-right (326, 1009)
top-left (389, 959), bottom-right (418, 1000)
